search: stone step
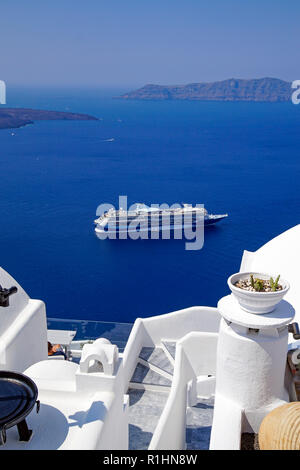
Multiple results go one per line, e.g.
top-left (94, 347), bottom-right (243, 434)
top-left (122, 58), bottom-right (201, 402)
top-left (138, 358), bottom-right (173, 382)
top-left (128, 389), bottom-right (169, 450)
top-left (130, 362), bottom-right (172, 388)
top-left (138, 347), bottom-right (174, 377)
top-left (128, 382), bottom-right (171, 393)
top-left (161, 340), bottom-right (177, 364)
top-left (186, 397), bottom-right (215, 450)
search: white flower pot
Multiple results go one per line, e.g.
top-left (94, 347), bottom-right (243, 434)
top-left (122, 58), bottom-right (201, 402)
top-left (227, 272), bottom-right (290, 314)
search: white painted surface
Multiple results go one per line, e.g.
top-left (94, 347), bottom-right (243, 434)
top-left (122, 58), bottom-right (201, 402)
top-left (143, 306), bottom-right (221, 345)
top-left (123, 306), bottom-right (220, 390)
top-left (122, 318), bottom-right (148, 391)
top-left (1, 225), bottom-right (299, 450)
top-left (80, 338), bottom-right (119, 375)
top-left (3, 351), bottom-right (128, 450)
top-left (4, 387), bottom-right (121, 450)
top-left (25, 359), bottom-right (78, 392)
top-left (214, 318), bottom-right (290, 409)
top-left (178, 331), bottom-right (218, 377)
top-left (210, 295), bottom-right (294, 450)
top-left (0, 265), bottom-right (128, 450)
top-left (218, 295), bottom-right (295, 329)
top-left (149, 343), bottom-right (194, 450)
top-left (209, 396), bottom-right (242, 450)
top-left (0, 267), bottom-right (47, 372)
top-left (196, 376), bottom-right (216, 399)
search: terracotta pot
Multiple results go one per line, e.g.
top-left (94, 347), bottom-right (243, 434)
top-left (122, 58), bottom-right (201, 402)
top-left (259, 402), bottom-right (300, 450)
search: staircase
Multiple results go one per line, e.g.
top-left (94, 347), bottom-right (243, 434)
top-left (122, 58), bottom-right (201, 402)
top-left (127, 341), bottom-right (214, 450)
top-left (128, 343), bottom-right (174, 449)
top-left (129, 342), bottom-right (175, 392)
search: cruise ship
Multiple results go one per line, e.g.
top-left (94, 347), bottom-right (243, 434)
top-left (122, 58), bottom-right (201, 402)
top-left (94, 204), bottom-right (228, 236)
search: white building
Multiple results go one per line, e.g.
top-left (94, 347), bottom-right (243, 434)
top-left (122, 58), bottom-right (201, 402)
top-left (0, 224), bottom-right (299, 450)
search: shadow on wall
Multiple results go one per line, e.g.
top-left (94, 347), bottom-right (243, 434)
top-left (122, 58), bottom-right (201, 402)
top-left (69, 400), bottom-right (106, 428)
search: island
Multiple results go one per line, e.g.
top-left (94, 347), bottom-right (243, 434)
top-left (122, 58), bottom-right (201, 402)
top-left (119, 78), bottom-right (292, 102)
top-left (0, 108), bottom-right (98, 130)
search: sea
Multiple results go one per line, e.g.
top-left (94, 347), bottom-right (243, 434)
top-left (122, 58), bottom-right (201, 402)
top-left (0, 87), bottom-right (299, 323)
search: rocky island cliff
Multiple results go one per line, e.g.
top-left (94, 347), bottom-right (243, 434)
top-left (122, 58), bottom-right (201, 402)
top-left (120, 78), bottom-right (292, 102)
top-left (0, 108), bottom-right (98, 130)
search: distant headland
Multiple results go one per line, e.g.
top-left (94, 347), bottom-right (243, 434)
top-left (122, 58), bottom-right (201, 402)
top-left (0, 108), bottom-right (98, 130)
top-left (119, 78), bottom-right (292, 102)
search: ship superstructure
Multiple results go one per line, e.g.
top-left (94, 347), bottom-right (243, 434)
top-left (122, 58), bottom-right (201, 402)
top-left (94, 203), bottom-right (228, 235)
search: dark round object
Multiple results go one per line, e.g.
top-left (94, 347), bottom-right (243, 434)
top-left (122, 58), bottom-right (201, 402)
top-left (0, 371), bottom-right (38, 441)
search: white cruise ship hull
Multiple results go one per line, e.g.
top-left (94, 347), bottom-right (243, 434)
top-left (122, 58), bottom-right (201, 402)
top-left (94, 214), bottom-right (227, 238)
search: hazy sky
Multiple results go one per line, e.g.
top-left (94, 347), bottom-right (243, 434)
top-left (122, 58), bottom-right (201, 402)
top-left (1, 0), bottom-right (299, 88)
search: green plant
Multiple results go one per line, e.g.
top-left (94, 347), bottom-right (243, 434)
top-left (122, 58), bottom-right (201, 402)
top-left (254, 278), bottom-right (264, 291)
top-left (250, 274), bottom-right (263, 291)
top-left (270, 275), bottom-right (280, 292)
top-left (249, 274), bottom-right (281, 292)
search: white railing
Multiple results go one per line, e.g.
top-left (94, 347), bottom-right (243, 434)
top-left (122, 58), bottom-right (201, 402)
top-left (149, 341), bottom-right (195, 449)
top-left (122, 318), bottom-right (149, 390)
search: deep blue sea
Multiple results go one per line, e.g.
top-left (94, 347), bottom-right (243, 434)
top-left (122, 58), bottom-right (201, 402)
top-left (0, 87), bottom-right (299, 323)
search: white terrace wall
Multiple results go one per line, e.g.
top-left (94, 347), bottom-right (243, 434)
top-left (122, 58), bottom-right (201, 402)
top-left (142, 306), bottom-right (221, 344)
top-left (179, 331), bottom-right (218, 377)
top-left (0, 267), bottom-right (48, 372)
top-left (122, 306), bottom-right (221, 390)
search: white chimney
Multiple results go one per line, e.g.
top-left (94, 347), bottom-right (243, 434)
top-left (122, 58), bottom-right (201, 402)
top-left (210, 294), bottom-right (295, 450)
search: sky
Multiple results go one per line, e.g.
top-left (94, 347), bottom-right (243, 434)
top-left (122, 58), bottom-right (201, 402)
top-left (0, 0), bottom-right (299, 88)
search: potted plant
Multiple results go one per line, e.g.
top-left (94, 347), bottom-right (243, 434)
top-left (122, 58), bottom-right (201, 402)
top-left (227, 272), bottom-right (290, 314)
